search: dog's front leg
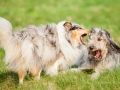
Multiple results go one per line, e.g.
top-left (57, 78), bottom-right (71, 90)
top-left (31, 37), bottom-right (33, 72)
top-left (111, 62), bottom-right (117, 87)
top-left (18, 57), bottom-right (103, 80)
top-left (91, 68), bottom-right (100, 79)
top-left (70, 67), bottom-right (86, 72)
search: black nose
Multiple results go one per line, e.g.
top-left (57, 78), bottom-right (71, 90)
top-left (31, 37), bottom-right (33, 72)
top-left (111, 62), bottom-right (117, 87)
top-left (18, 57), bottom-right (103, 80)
top-left (89, 46), bottom-right (94, 50)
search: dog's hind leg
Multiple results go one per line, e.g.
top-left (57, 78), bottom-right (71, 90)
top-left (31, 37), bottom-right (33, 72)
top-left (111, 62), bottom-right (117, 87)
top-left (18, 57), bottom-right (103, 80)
top-left (18, 70), bottom-right (26, 84)
top-left (32, 67), bottom-right (42, 80)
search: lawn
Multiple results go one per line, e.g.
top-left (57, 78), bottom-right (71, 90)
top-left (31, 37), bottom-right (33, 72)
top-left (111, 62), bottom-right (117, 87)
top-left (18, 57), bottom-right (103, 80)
top-left (0, 0), bottom-right (120, 90)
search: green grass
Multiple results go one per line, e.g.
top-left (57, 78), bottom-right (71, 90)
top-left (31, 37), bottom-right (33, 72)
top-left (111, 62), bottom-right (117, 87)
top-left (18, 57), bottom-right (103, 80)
top-left (0, 0), bottom-right (120, 90)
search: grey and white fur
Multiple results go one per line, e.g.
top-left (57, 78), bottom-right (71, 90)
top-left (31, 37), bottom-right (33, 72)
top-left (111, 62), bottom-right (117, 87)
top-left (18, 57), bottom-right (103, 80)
top-left (76, 27), bottom-right (120, 79)
top-left (0, 17), bottom-right (89, 84)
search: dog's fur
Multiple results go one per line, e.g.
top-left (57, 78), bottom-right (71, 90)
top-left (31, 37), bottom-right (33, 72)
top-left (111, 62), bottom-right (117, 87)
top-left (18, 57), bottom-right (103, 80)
top-left (0, 17), bottom-right (89, 84)
top-left (76, 27), bottom-right (120, 79)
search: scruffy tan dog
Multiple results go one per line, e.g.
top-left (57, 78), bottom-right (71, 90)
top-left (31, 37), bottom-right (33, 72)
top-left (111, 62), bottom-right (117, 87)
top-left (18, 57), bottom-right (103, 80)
top-left (75, 27), bottom-right (120, 79)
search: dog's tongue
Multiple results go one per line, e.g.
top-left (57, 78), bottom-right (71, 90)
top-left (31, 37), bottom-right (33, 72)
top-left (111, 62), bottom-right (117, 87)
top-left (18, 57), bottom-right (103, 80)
top-left (80, 34), bottom-right (87, 44)
top-left (94, 51), bottom-right (100, 58)
top-left (80, 36), bottom-right (84, 44)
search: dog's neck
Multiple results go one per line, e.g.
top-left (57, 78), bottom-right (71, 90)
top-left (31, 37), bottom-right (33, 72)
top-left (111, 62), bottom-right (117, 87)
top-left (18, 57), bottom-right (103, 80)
top-left (56, 21), bottom-right (82, 65)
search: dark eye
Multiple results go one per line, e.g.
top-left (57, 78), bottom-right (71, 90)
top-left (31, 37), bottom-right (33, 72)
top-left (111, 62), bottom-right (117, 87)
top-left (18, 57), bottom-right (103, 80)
top-left (98, 38), bottom-right (102, 41)
top-left (90, 30), bottom-right (95, 33)
top-left (79, 27), bottom-right (83, 29)
top-left (70, 26), bottom-right (78, 30)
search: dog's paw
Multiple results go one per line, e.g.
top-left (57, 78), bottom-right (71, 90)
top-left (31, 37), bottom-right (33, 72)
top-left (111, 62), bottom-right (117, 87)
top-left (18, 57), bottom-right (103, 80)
top-left (34, 76), bottom-right (40, 81)
top-left (19, 78), bottom-right (23, 84)
top-left (61, 70), bottom-right (68, 74)
top-left (70, 68), bottom-right (82, 72)
top-left (91, 73), bottom-right (99, 79)
top-left (61, 68), bottom-right (81, 74)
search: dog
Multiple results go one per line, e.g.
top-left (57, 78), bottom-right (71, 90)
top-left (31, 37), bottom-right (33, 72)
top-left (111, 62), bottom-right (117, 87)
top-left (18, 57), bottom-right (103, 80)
top-left (76, 27), bottom-right (120, 79)
top-left (0, 17), bottom-right (89, 84)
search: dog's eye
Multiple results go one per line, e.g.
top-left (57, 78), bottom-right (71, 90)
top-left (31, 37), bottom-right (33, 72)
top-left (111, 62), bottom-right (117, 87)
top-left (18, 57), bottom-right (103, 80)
top-left (70, 26), bottom-right (78, 30)
top-left (98, 38), bottom-right (102, 41)
top-left (90, 30), bottom-right (95, 33)
top-left (79, 27), bottom-right (83, 29)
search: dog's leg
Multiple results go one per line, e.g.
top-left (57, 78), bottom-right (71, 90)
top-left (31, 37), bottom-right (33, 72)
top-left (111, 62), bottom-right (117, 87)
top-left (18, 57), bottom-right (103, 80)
top-left (61, 68), bottom-right (81, 74)
top-left (91, 68), bottom-right (100, 79)
top-left (61, 66), bottom-right (90, 74)
top-left (69, 67), bottom-right (84, 72)
top-left (45, 57), bottom-right (65, 76)
top-left (33, 67), bottom-right (42, 80)
top-left (45, 62), bottom-right (59, 76)
top-left (18, 70), bottom-right (26, 84)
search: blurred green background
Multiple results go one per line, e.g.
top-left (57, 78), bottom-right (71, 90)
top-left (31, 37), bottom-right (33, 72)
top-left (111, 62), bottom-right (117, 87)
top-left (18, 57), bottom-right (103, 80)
top-left (1, 0), bottom-right (120, 43)
top-left (0, 0), bottom-right (120, 90)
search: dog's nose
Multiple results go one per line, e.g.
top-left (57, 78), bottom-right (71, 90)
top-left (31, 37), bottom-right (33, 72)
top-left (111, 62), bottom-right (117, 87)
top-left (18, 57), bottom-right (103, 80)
top-left (89, 46), bottom-right (94, 50)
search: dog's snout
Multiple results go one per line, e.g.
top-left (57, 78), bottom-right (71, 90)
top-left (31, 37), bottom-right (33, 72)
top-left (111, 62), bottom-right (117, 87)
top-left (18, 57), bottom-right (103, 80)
top-left (89, 46), bottom-right (94, 50)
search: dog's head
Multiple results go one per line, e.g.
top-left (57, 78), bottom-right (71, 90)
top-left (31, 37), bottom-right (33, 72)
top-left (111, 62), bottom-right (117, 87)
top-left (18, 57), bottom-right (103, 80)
top-left (63, 22), bottom-right (89, 45)
top-left (87, 27), bottom-right (120, 61)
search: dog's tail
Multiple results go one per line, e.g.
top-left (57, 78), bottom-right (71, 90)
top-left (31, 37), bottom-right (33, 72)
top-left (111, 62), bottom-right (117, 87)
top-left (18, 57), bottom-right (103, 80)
top-left (0, 17), bottom-right (13, 36)
top-left (0, 17), bottom-right (13, 48)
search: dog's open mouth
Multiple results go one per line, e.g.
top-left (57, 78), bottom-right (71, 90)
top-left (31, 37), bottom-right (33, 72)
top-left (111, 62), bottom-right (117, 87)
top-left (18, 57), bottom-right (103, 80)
top-left (90, 50), bottom-right (101, 60)
top-left (94, 50), bottom-right (101, 59)
top-left (80, 34), bottom-right (87, 44)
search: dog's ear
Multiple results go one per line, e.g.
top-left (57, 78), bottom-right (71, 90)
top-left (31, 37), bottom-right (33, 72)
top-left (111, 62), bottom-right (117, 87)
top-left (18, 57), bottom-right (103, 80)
top-left (105, 30), bottom-right (111, 38)
top-left (105, 30), bottom-right (120, 53)
top-left (63, 22), bottom-right (72, 30)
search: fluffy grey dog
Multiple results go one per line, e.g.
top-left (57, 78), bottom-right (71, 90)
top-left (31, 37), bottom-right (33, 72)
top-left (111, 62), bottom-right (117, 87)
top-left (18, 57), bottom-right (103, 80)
top-left (0, 17), bottom-right (89, 84)
top-left (76, 27), bottom-right (120, 79)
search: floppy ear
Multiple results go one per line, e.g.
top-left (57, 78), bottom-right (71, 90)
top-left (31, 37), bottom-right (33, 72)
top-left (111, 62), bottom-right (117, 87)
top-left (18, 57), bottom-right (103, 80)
top-left (63, 22), bottom-right (72, 31)
top-left (105, 30), bottom-right (120, 53)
